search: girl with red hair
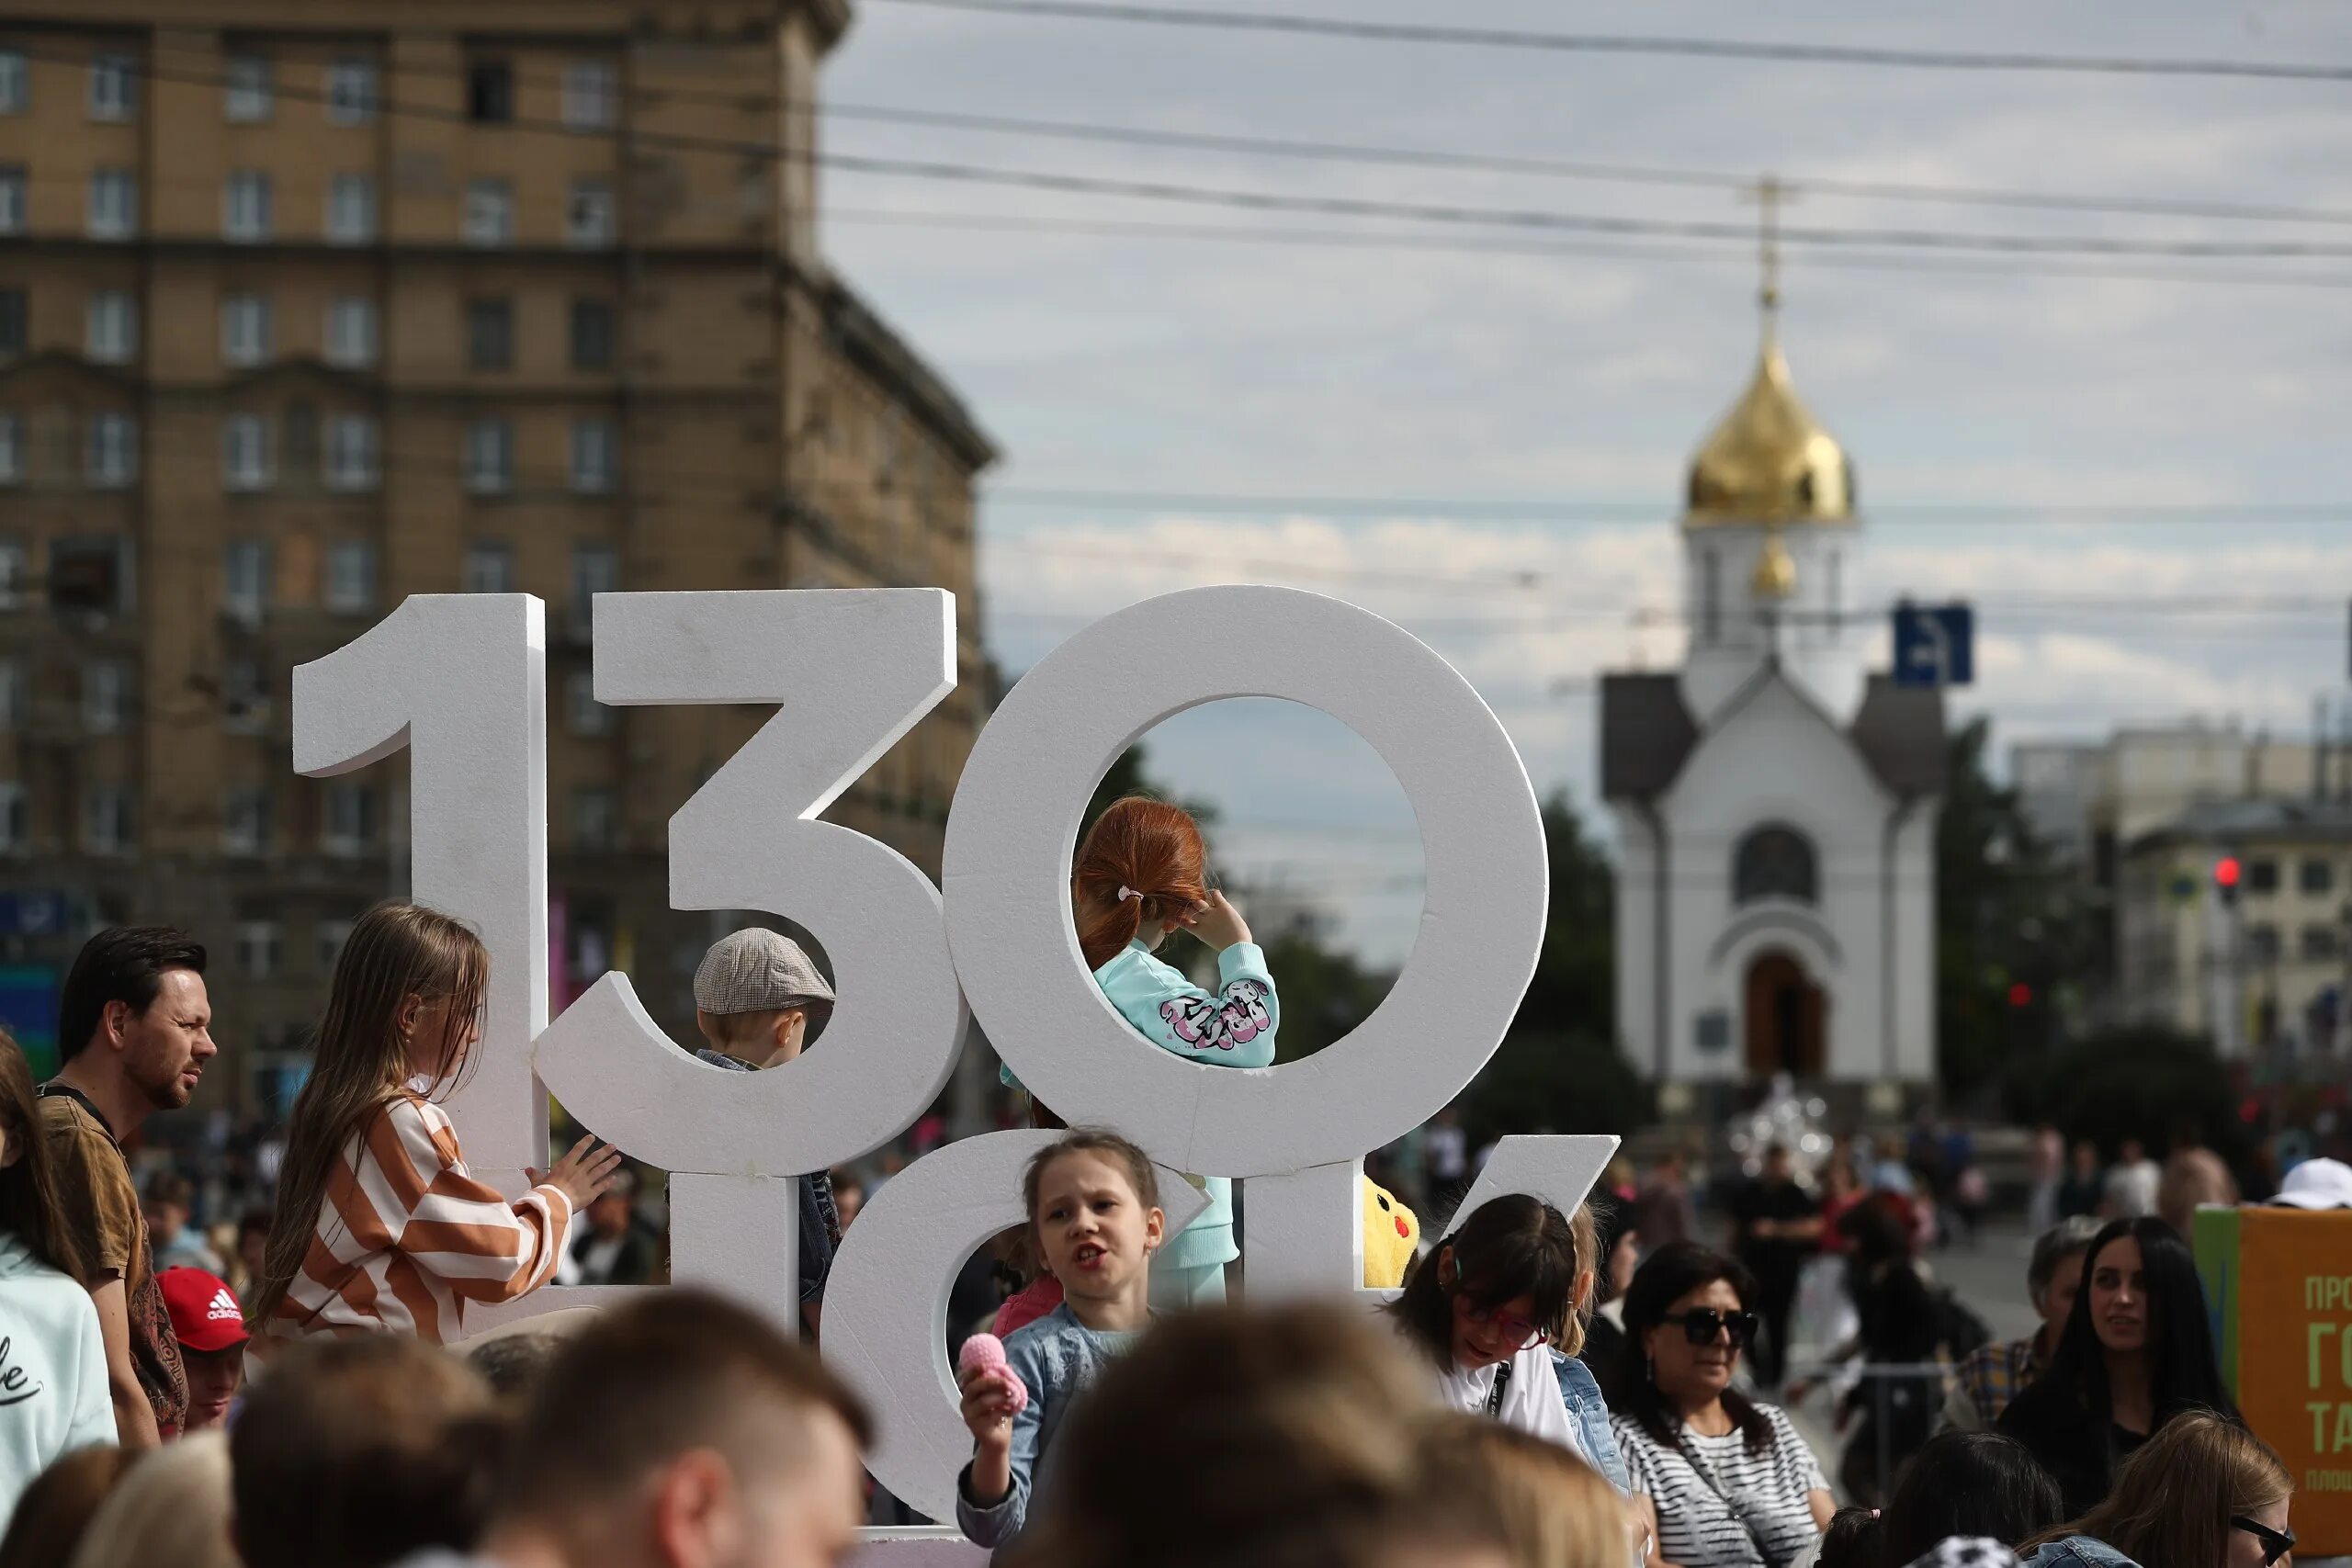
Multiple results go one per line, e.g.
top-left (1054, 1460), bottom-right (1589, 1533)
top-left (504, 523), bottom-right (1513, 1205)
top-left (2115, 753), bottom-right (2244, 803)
top-left (1069, 796), bottom-right (1280, 1308)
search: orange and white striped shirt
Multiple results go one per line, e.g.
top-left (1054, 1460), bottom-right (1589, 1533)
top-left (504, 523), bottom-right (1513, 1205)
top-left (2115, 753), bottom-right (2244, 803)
top-left (262, 1089), bottom-right (570, 1345)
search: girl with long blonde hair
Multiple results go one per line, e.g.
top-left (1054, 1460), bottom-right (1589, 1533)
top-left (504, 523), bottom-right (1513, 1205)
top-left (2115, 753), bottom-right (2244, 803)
top-left (2020, 1412), bottom-right (2292, 1568)
top-left (245, 902), bottom-right (618, 1344)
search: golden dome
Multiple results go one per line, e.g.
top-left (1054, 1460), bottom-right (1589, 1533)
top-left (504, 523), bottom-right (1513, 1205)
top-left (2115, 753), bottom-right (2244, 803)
top-left (1751, 530), bottom-right (1797, 599)
top-left (1684, 338), bottom-right (1855, 526)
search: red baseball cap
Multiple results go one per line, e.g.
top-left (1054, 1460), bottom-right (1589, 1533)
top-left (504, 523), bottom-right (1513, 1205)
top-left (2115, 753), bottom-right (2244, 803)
top-left (160, 1268), bottom-right (249, 1353)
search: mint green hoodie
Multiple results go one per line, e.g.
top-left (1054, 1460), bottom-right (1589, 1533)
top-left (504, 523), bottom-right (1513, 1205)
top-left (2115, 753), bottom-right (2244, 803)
top-left (0, 1233), bottom-right (114, 1533)
top-left (1091, 939), bottom-right (1279, 1274)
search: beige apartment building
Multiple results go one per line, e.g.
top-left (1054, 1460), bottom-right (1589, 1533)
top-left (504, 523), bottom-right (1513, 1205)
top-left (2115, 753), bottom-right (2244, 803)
top-left (0, 2), bottom-right (996, 1113)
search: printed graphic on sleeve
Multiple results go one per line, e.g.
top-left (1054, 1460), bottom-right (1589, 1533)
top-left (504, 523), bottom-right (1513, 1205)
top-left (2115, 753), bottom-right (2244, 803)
top-left (1159, 978), bottom-right (1274, 1054)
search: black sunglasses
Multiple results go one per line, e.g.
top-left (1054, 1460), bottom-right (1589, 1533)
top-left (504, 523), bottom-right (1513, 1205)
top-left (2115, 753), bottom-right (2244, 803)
top-left (2232, 1517), bottom-right (2294, 1566)
top-left (1663, 1308), bottom-right (1760, 1348)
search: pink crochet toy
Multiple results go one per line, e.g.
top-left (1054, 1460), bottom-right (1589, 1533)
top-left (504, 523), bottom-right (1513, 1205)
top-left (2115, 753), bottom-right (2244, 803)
top-left (957, 1332), bottom-right (1030, 1416)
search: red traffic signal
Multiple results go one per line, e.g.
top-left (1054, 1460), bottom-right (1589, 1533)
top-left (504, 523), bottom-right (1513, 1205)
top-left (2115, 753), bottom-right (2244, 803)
top-left (2007, 982), bottom-right (2033, 1009)
top-left (2214, 856), bottom-right (2242, 890)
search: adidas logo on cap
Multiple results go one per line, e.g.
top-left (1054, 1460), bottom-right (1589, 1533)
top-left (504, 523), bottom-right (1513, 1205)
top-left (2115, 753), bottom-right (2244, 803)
top-left (208, 1288), bottom-right (241, 1324)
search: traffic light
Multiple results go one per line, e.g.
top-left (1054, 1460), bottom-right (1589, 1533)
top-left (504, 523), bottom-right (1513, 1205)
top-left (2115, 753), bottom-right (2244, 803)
top-left (2215, 856), bottom-right (2242, 907)
top-left (2007, 982), bottom-right (2033, 1009)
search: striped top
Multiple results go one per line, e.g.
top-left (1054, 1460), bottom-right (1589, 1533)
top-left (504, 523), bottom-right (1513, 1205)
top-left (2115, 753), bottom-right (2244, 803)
top-left (1612, 1404), bottom-right (1826, 1568)
top-left (260, 1090), bottom-right (571, 1345)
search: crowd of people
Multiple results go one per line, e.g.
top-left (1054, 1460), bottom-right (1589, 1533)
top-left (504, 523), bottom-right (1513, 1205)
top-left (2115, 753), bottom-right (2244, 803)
top-left (0, 793), bottom-right (2329, 1568)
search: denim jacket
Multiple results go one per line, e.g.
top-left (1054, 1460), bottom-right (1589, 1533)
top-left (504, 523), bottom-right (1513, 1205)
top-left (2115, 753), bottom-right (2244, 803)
top-left (1552, 1349), bottom-right (1631, 1495)
top-left (2023, 1538), bottom-right (2141, 1568)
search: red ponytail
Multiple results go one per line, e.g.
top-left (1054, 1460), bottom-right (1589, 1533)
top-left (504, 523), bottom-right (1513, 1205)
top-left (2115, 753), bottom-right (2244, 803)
top-left (1072, 798), bottom-right (1209, 970)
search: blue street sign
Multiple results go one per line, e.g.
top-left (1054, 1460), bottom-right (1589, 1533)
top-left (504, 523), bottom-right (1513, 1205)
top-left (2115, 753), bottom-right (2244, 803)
top-left (1892, 602), bottom-right (1974, 688)
top-left (0, 892), bottom-right (67, 937)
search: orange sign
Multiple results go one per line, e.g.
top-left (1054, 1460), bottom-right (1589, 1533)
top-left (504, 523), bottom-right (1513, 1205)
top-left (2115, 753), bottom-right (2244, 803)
top-left (2235, 1211), bottom-right (2352, 1552)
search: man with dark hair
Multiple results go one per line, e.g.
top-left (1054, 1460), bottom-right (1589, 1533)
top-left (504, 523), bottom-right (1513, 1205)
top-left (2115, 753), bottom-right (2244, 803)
top-left (38, 925), bottom-right (214, 1446)
top-left (459, 1290), bottom-right (872, 1568)
top-left (143, 1169), bottom-right (223, 1273)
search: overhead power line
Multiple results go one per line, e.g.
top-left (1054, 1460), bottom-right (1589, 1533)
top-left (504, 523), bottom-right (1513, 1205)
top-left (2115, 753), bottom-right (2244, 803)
top-left (180, 39), bottom-right (2352, 229)
top-left (867, 0), bottom-right (2352, 85)
top-left (986, 490), bottom-right (2352, 523)
top-left (827, 209), bottom-right (2352, 292)
top-left (30, 43), bottom-right (2352, 267)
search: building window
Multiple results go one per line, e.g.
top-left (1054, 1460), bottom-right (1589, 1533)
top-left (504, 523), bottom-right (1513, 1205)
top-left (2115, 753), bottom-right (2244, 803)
top-left (462, 542), bottom-right (514, 594)
top-left (2301, 925), bottom-right (2339, 963)
top-left (325, 415), bottom-right (379, 493)
top-left (2301, 858), bottom-right (2335, 896)
top-left (85, 291), bottom-right (137, 364)
top-left (221, 293), bottom-right (270, 367)
top-left (325, 539), bottom-right (376, 612)
top-left (570, 419), bottom-right (616, 493)
top-left (86, 412), bottom-right (137, 488)
top-left (88, 169), bottom-right (136, 240)
top-left (47, 538), bottom-right (128, 615)
top-left (465, 420), bottom-right (513, 494)
top-left (223, 657), bottom-right (267, 730)
top-left (0, 51), bottom-right (26, 115)
top-left (224, 788), bottom-right (272, 856)
top-left (0, 782), bottom-right (22, 852)
top-left (325, 297), bottom-right (377, 368)
top-left (234, 919), bottom-right (282, 979)
top-left (463, 179), bottom-right (514, 246)
top-left (224, 538), bottom-right (271, 624)
top-left (84, 786), bottom-right (133, 855)
top-left (466, 299), bottom-right (513, 370)
top-left (570, 299), bottom-right (616, 371)
top-left (566, 179), bottom-right (616, 247)
top-left (89, 54), bottom-right (136, 122)
top-left (0, 167), bottom-right (22, 235)
top-left (225, 54), bottom-right (271, 122)
top-left (0, 537), bottom-right (24, 606)
top-left (566, 670), bottom-right (612, 736)
top-left (283, 400), bottom-right (318, 480)
top-left (573, 787), bottom-right (619, 852)
top-left (83, 660), bottom-right (130, 733)
top-left (322, 784), bottom-right (377, 856)
top-left (467, 61), bottom-right (513, 123)
top-left (0, 658), bottom-right (18, 728)
top-left (317, 917), bottom-right (356, 973)
top-left (570, 542), bottom-right (616, 637)
top-left (1734, 823), bottom-right (1819, 906)
top-left (224, 170), bottom-right (272, 242)
top-left (223, 414), bottom-right (274, 492)
top-left (326, 174), bottom-right (376, 243)
top-left (2247, 859), bottom-right (2280, 895)
top-left (0, 290), bottom-right (22, 356)
top-left (327, 59), bottom-right (377, 124)
top-left (562, 62), bottom-right (618, 130)
top-left (2247, 922), bottom-right (2281, 964)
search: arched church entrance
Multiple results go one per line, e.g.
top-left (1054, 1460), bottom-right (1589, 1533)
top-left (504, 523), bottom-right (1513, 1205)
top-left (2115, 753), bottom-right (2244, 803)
top-left (1743, 951), bottom-right (1826, 1078)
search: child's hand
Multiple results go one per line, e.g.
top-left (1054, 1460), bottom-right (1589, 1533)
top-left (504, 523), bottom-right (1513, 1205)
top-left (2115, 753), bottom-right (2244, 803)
top-left (958, 1363), bottom-right (1019, 1451)
top-left (533, 1135), bottom-right (625, 1212)
top-left (1180, 889), bottom-right (1252, 952)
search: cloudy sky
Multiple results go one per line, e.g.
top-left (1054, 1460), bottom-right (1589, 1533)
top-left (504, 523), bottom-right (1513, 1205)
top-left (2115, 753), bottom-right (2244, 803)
top-left (817, 0), bottom-right (2352, 964)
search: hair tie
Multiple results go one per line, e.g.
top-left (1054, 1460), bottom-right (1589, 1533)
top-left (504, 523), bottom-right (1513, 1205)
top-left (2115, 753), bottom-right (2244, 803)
top-left (1117, 886), bottom-right (1141, 903)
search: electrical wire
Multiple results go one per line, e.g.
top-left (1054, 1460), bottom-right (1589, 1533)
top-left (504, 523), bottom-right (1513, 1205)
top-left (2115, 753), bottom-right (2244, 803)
top-left (866, 0), bottom-right (2352, 85)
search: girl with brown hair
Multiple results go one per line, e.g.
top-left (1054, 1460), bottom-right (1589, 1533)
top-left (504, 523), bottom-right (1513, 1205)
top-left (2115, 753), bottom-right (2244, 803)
top-left (2018, 1411), bottom-right (2292, 1568)
top-left (245, 901), bottom-right (620, 1345)
top-left (1067, 796), bottom-right (1280, 1308)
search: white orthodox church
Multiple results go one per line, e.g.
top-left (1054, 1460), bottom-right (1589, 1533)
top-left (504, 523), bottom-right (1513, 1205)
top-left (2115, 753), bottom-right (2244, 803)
top-left (1600, 299), bottom-right (1944, 1088)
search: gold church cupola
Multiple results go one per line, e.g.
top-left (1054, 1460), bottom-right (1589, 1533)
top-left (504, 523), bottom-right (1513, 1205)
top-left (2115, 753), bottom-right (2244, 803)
top-left (1682, 177), bottom-right (1856, 528)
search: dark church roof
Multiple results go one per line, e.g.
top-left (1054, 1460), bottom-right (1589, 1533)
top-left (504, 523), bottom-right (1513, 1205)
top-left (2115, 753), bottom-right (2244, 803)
top-left (1598, 669), bottom-right (1945, 802)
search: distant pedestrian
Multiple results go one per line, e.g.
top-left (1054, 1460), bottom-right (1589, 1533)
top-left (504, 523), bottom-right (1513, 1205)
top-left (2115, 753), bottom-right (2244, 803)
top-left (1634, 1150), bottom-right (1697, 1253)
top-left (2056, 1142), bottom-right (2104, 1221)
top-left (141, 1171), bottom-right (223, 1275)
top-left (563, 1171), bottom-right (657, 1288)
top-left (1946, 1216), bottom-right (2101, 1432)
top-left (2270, 1156), bottom-right (2352, 1210)
top-left (1426, 1106), bottom-right (1470, 1198)
top-left (1823, 1195), bottom-right (1943, 1505)
top-left (1729, 1144), bottom-right (1821, 1391)
top-left (2027, 1125), bottom-right (2065, 1233)
top-left (2156, 1148), bottom-right (2236, 1236)
top-left (2101, 1140), bottom-right (2161, 1221)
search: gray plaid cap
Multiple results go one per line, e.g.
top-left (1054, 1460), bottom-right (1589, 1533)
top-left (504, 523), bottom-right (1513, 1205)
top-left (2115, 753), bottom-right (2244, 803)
top-left (693, 929), bottom-right (836, 1016)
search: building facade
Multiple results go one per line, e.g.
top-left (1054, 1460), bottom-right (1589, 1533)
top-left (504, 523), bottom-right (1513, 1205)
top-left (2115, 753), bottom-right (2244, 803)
top-left (2116, 797), bottom-right (2352, 1056)
top-left (0, 2), bottom-right (995, 1111)
top-left (1600, 310), bottom-right (1943, 1089)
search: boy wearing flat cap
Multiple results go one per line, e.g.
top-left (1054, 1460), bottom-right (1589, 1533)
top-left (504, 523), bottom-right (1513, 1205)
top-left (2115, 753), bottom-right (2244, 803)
top-left (692, 928), bottom-right (841, 1336)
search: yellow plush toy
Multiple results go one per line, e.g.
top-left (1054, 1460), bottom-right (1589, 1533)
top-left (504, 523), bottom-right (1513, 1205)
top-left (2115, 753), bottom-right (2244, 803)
top-left (1362, 1176), bottom-right (1421, 1289)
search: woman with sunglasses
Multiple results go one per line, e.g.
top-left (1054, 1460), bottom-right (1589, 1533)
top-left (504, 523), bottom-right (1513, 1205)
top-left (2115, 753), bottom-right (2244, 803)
top-left (1612, 1242), bottom-right (1833, 1568)
top-left (1385, 1193), bottom-right (1626, 1490)
top-left (2018, 1411), bottom-right (2292, 1568)
top-left (1996, 1217), bottom-right (2241, 1517)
